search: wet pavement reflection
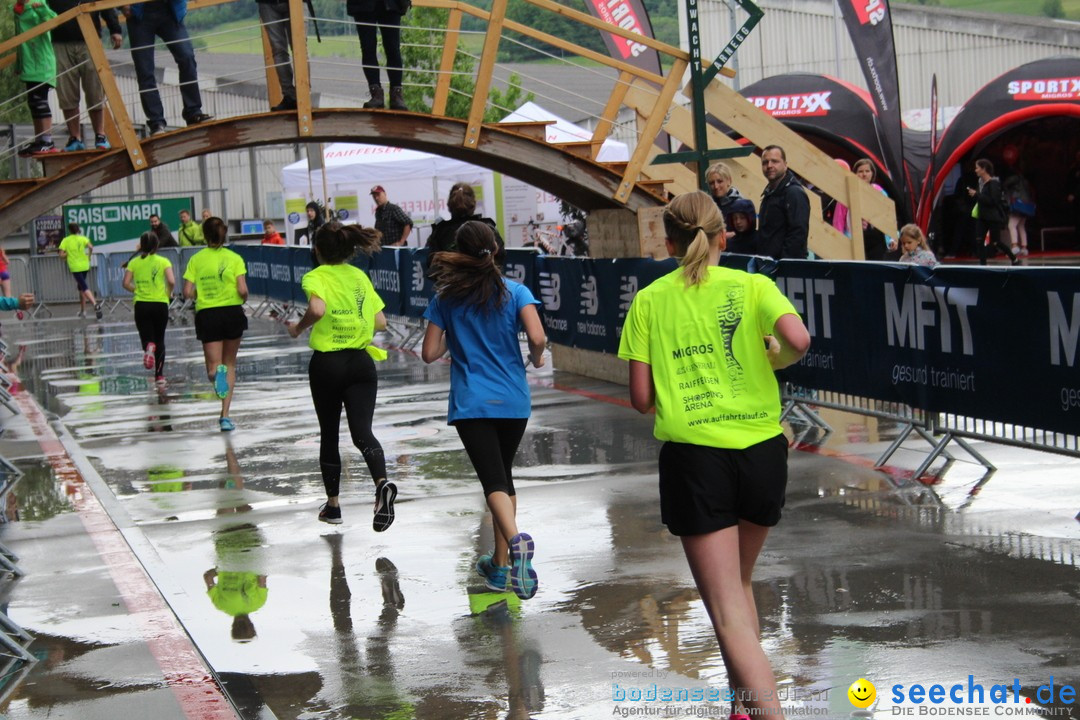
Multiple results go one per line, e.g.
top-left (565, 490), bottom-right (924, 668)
top-left (0, 314), bottom-right (1076, 719)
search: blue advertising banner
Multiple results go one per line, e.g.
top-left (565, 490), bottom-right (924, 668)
top-left (400, 248), bottom-right (434, 319)
top-left (288, 247), bottom-right (314, 304)
top-left (234, 246), bottom-right (268, 298)
top-left (368, 247), bottom-right (404, 316)
top-left (504, 249), bottom-right (540, 297)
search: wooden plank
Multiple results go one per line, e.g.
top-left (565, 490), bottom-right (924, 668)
top-left (37, 151), bottom-right (98, 179)
top-left (288, 0), bottom-right (312, 136)
top-left (0, 180), bottom-right (40, 206)
top-left (846, 174), bottom-right (866, 260)
top-left (614, 58), bottom-right (687, 204)
top-left (554, 141), bottom-right (600, 159)
top-left (464, 0), bottom-right (508, 148)
top-left (699, 80), bottom-right (897, 238)
top-left (591, 71), bottom-right (632, 153)
top-left (78, 12), bottom-right (146, 171)
top-left (496, 121), bottom-right (554, 142)
top-left (432, 8), bottom-right (462, 116)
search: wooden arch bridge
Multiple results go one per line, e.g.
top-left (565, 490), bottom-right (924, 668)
top-left (0, 0), bottom-right (897, 255)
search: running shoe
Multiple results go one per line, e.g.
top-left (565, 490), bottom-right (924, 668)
top-left (94, 302), bottom-right (103, 320)
top-left (476, 554), bottom-right (510, 592)
top-left (214, 364), bottom-right (229, 398)
top-left (219, 417), bottom-right (235, 432)
top-left (143, 342), bottom-right (156, 369)
top-left (319, 502), bottom-right (342, 524)
top-left (76, 310), bottom-right (86, 319)
top-left (373, 480), bottom-right (397, 532)
top-left (64, 138), bottom-right (86, 152)
top-left (508, 532), bottom-right (537, 599)
top-left (155, 375), bottom-right (166, 385)
top-left (95, 135), bottom-right (111, 150)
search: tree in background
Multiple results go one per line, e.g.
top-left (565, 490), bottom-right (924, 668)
top-left (0, 11), bottom-right (30, 125)
top-left (401, 7), bottom-right (532, 120)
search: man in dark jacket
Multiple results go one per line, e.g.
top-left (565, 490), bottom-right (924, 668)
top-left (149, 214), bottom-right (178, 248)
top-left (48, 0), bottom-right (123, 151)
top-left (757, 145), bottom-right (810, 260)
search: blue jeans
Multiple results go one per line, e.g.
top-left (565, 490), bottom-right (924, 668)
top-left (128, 4), bottom-right (202, 126)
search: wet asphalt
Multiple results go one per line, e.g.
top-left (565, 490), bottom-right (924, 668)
top-left (0, 309), bottom-right (1075, 720)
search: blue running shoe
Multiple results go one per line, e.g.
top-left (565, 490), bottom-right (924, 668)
top-left (95, 135), bottom-right (111, 150)
top-left (508, 533), bottom-right (537, 599)
top-left (219, 417), bottom-right (235, 432)
top-left (214, 364), bottom-right (229, 398)
top-left (476, 555), bottom-right (510, 593)
top-left (63, 138), bottom-right (86, 152)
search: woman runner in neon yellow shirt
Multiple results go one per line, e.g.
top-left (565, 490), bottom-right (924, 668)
top-left (287, 222), bottom-right (397, 531)
top-left (618, 191), bottom-right (810, 720)
top-left (183, 217), bottom-right (248, 432)
top-left (123, 232), bottom-right (175, 382)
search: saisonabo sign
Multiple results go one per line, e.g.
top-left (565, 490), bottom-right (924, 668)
top-left (62, 198), bottom-right (194, 246)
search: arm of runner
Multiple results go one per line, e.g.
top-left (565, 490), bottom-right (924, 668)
top-left (287, 294), bottom-right (325, 338)
top-left (236, 275), bottom-right (249, 302)
top-left (183, 280), bottom-right (196, 300)
top-left (374, 310), bottom-right (387, 332)
top-left (421, 321), bottom-right (447, 363)
top-left (520, 303), bottom-right (546, 368)
top-left (122, 269), bottom-right (135, 293)
top-left (628, 359), bottom-right (655, 414)
top-left (165, 267), bottom-right (176, 297)
top-left (769, 313), bottom-right (811, 370)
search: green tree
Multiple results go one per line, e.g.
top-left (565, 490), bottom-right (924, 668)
top-left (0, 11), bottom-right (30, 125)
top-left (401, 7), bottom-right (532, 120)
top-left (1042, 0), bottom-right (1065, 18)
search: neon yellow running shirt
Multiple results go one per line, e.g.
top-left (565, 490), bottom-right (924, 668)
top-left (58, 234), bottom-right (91, 272)
top-left (183, 247), bottom-right (247, 311)
top-left (618, 265), bottom-right (798, 449)
top-left (127, 253), bottom-right (172, 304)
top-left (301, 263), bottom-right (387, 358)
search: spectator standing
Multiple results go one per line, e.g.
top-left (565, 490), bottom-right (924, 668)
top-left (150, 214), bottom-right (178, 248)
top-left (15, 0), bottom-right (59, 156)
top-left (851, 159), bottom-right (896, 261)
top-left (757, 145), bottom-right (809, 260)
top-left (256, 0), bottom-right (296, 111)
top-left (262, 220), bottom-right (285, 245)
top-left (967, 158), bottom-right (1018, 266)
top-left (123, 0), bottom-right (212, 136)
top-left (347, 0), bottom-right (409, 110)
top-left (425, 182), bottom-right (503, 269)
top-left (177, 209), bottom-right (205, 246)
top-left (897, 224), bottom-right (937, 267)
top-left (725, 198), bottom-right (758, 255)
top-left (1003, 171), bottom-right (1034, 257)
top-left (48, 0), bottom-right (123, 151)
top-left (371, 185), bottom-right (412, 246)
top-left (58, 222), bottom-right (102, 319)
top-left (201, 208), bottom-right (213, 222)
top-left (705, 162), bottom-right (744, 230)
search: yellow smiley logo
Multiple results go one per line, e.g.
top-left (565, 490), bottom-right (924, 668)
top-left (848, 678), bottom-right (877, 708)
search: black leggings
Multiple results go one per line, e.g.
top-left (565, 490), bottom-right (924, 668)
top-left (975, 220), bottom-right (1015, 265)
top-left (309, 349), bottom-right (386, 498)
top-left (455, 418), bottom-right (528, 497)
top-left (134, 301), bottom-right (168, 376)
top-left (353, 7), bottom-right (403, 87)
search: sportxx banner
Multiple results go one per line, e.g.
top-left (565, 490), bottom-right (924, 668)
top-left (229, 245), bottom-right (1080, 435)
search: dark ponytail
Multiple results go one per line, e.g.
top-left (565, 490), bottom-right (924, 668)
top-left (203, 217), bottom-right (228, 248)
top-left (429, 220), bottom-right (505, 310)
top-left (138, 231), bottom-right (159, 258)
top-left (313, 221), bottom-right (382, 264)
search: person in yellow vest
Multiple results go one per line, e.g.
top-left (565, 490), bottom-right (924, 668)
top-left (286, 222), bottom-right (397, 530)
top-left (123, 232), bottom-right (175, 383)
top-left (183, 217), bottom-right (248, 432)
top-left (177, 209), bottom-right (205, 246)
top-left (618, 191), bottom-right (810, 720)
top-left (57, 222), bottom-right (101, 319)
top-left (204, 522), bottom-right (267, 642)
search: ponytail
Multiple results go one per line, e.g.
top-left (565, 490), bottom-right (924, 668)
top-left (662, 191), bottom-right (725, 287)
top-left (138, 231), bottom-right (158, 258)
top-left (429, 220), bottom-right (505, 309)
top-left (313, 221), bottom-right (382, 264)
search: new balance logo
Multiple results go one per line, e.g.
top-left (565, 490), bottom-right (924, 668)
top-left (618, 275), bottom-right (638, 317)
top-left (539, 272), bottom-right (561, 311)
top-left (580, 275), bottom-right (598, 316)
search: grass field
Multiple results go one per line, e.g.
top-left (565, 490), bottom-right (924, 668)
top-left (918, 0), bottom-right (1080, 21)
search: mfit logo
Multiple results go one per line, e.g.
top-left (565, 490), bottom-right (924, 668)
top-left (411, 261), bottom-right (425, 292)
top-left (504, 263), bottom-right (526, 284)
top-left (1008, 77), bottom-right (1080, 102)
top-left (618, 275), bottom-right (638, 318)
top-left (747, 92), bottom-right (831, 118)
top-left (538, 272), bottom-right (561, 311)
top-left (580, 275), bottom-right (599, 316)
top-left (848, 0), bottom-right (887, 25)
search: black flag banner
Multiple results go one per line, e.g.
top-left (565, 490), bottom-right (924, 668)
top-left (838, 0), bottom-right (905, 191)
